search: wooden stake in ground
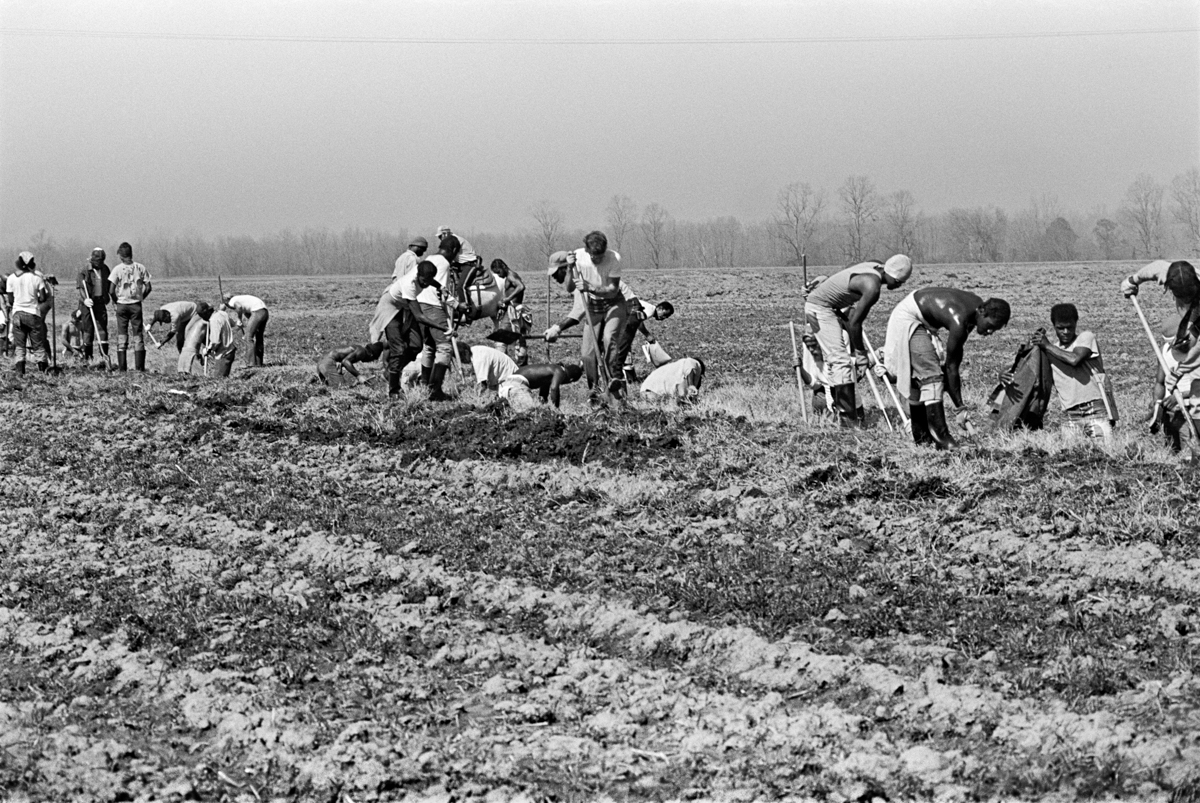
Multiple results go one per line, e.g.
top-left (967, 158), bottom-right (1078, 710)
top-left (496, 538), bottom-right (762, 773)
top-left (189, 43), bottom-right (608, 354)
top-left (788, 321), bottom-right (809, 424)
top-left (1131, 295), bottom-right (1200, 441)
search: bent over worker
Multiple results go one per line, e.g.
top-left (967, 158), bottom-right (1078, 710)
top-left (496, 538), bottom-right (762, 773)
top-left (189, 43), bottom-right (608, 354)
top-left (804, 255), bottom-right (912, 425)
top-left (882, 287), bottom-right (1010, 449)
top-left (368, 261), bottom-right (450, 397)
top-left (222, 293), bottom-right (269, 368)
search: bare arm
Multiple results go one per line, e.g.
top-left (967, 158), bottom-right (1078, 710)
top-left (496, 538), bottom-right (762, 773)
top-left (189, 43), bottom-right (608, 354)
top-left (504, 272), bottom-right (526, 305)
top-left (1039, 336), bottom-right (1092, 368)
top-left (943, 323), bottom-right (969, 407)
top-left (843, 275), bottom-right (882, 354)
top-left (548, 367), bottom-right (567, 407)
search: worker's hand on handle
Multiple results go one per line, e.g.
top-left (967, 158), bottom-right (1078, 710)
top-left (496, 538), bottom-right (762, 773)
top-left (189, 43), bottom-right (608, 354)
top-left (543, 325), bottom-right (561, 343)
top-left (83, 298), bottom-right (94, 308)
top-left (872, 363), bottom-right (888, 378)
top-left (1120, 277), bottom-right (1138, 297)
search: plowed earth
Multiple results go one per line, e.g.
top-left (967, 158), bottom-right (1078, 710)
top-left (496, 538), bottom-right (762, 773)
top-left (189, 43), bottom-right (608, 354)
top-left (2, 263), bottom-right (1199, 802)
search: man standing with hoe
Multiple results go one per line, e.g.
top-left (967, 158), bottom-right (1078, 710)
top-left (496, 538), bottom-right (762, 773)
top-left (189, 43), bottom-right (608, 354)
top-left (882, 287), bottom-right (1011, 448)
top-left (76, 246), bottom-right (111, 369)
top-left (804, 255), bottom-right (912, 426)
top-left (546, 231), bottom-right (626, 403)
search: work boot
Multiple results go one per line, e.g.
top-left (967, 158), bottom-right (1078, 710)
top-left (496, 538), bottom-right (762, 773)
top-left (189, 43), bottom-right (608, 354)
top-left (420, 364), bottom-right (433, 386)
top-left (37, 361), bottom-right (49, 373)
top-left (428, 364), bottom-right (451, 402)
top-left (926, 402), bottom-right (958, 450)
top-left (134, 350), bottom-right (146, 372)
top-left (387, 370), bottom-right (400, 397)
top-left (117, 351), bottom-right (128, 372)
top-left (84, 344), bottom-right (93, 362)
top-left (909, 403), bottom-right (933, 446)
top-left (833, 384), bottom-right (860, 427)
top-left (14, 360), bottom-right (25, 375)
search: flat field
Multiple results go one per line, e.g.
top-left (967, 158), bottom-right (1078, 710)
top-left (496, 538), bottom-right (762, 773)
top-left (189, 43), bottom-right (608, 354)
top-left (2, 262), bottom-right (1198, 802)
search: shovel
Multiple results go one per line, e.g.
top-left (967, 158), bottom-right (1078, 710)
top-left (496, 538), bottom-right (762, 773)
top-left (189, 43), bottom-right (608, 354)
top-left (487, 329), bottom-right (580, 345)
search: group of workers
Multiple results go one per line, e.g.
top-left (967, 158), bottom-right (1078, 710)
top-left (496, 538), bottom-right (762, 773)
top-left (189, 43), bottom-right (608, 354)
top-left (6, 232), bottom-right (1198, 452)
top-left (342, 226), bottom-right (699, 407)
top-left (1, 244), bottom-right (269, 377)
top-left (796, 253), bottom-right (1200, 453)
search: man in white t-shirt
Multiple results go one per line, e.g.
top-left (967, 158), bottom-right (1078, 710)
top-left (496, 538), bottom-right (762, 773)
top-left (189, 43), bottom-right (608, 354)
top-left (641, 357), bottom-right (705, 402)
top-left (467, 343), bottom-right (518, 391)
top-left (418, 236), bottom-right (464, 401)
top-left (1034, 303), bottom-right (1116, 443)
top-left (222, 293), bottom-right (269, 368)
top-left (369, 262), bottom-right (449, 396)
top-left (108, 242), bottom-right (153, 372)
top-left (4, 251), bottom-right (50, 374)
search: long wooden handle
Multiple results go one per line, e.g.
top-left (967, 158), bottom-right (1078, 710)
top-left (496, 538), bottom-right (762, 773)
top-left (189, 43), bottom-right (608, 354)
top-left (862, 331), bottom-right (908, 426)
top-left (789, 321), bottom-right (809, 423)
top-left (1131, 295), bottom-right (1200, 440)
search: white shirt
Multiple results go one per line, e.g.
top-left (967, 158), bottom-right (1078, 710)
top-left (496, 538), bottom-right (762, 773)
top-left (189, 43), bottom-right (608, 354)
top-left (642, 358), bottom-right (703, 398)
top-left (393, 249), bottom-right (420, 282)
top-left (470, 345), bottom-right (518, 388)
top-left (6, 271), bottom-right (47, 315)
top-left (573, 248), bottom-right (621, 291)
top-left (418, 255), bottom-right (451, 306)
top-left (227, 295), bottom-right (267, 314)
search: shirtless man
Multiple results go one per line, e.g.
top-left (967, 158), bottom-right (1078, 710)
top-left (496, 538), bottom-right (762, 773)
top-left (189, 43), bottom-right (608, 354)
top-left (805, 255), bottom-right (912, 425)
top-left (489, 259), bottom-right (531, 365)
top-left (882, 287), bottom-right (1010, 448)
top-left (515, 361), bottom-right (585, 408)
top-left (317, 342), bottom-right (385, 388)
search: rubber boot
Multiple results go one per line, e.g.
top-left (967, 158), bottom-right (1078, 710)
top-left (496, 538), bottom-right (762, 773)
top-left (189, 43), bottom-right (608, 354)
top-left (117, 351), bottom-right (128, 372)
top-left (14, 360), bottom-right (25, 375)
top-left (387, 370), bottom-right (400, 397)
top-left (428, 364), bottom-right (451, 402)
top-left (134, 350), bottom-right (146, 372)
top-left (833, 384), bottom-right (861, 427)
top-left (37, 361), bottom-right (49, 373)
top-left (926, 402), bottom-right (958, 450)
top-left (84, 344), bottom-right (93, 363)
top-left (909, 403), bottom-right (933, 446)
top-left (420, 363), bottom-right (433, 386)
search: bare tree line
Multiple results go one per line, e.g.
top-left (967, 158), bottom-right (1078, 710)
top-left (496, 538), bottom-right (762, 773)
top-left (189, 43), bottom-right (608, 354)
top-left (6, 168), bottom-right (1198, 278)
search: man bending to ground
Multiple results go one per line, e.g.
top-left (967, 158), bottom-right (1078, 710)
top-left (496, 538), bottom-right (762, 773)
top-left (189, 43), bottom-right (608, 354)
top-left (882, 287), bottom-right (1010, 448)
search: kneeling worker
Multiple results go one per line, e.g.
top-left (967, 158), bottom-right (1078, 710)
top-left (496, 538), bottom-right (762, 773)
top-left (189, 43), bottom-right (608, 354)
top-left (318, 342), bottom-right (386, 388)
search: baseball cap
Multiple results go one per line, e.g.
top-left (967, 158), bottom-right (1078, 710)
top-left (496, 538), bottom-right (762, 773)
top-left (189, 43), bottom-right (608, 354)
top-left (883, 254), bottom-right (913, 282)
top-left (18, 251), bottom-right (34, 266)
top-left (409, 236), bottom-right (428, 248)
top-left (547, 251), bottom-right (570, 275)
top-left (436, 226), bottom-right (452, 237)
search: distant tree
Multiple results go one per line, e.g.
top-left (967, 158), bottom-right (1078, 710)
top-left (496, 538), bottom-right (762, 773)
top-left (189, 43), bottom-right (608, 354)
top-left (1171, 167), bottom-right (1200, 252)
top-left (839, 175), bottom-right (879, 262)
top-left (945, 207), bottom-right (1007, 262)
top-left (1092, 218), bottom-right (1121, 260)
top-left (1120, 174), bottom-right (1165, 258)
top-left (1041, 217), bottom-right (1078, 261)
top-left (883, 190), bottom-right (920, 258)
top-left (773, 182), bottom-right (825, 266)
top-left (640, 203), bottom-right (671, 269)
top-left (529, 201), bottom-right (565, 261)
top-left (605, 195), bottom-right (638, 260)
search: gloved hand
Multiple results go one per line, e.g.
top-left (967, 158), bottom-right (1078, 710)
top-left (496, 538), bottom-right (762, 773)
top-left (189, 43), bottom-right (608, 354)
top-left (566, 251), bottom-right (577, 265)
top-left (544, 325), bottom-right (561, 343)
top-left (83, 298), bottom-right (94, 308)
top-left (872, 363), bottom-right (887, 378)
top-left (1120, 277), bottom-right (1138, 297)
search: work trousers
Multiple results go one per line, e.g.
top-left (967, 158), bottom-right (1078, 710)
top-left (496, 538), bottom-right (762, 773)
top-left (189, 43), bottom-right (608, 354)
top-left (11, 311), bottom-right (47, 364)
top-left (243, 308), bottom-right (268, 367)
top-left (580, 301), bottom-right (627, 389)
top-left (804, 302), bottom-right (853, 385)
top-left (209, 346), bottom-right (236, 378)
top-left (80, 302), bottom-right (109, 355)
top-left (114, 302), bottom-right (145, 352)
top-left (419, 303), bottom-right (453, 368)
top-left (177, 318), bottom-right (207, 374)
top-left (385, 308), bottom-right (423, 376)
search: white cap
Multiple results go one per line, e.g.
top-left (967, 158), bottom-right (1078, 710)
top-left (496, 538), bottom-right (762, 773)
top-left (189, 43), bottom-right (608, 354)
top-left (883, 254), bottom-right (912, 282)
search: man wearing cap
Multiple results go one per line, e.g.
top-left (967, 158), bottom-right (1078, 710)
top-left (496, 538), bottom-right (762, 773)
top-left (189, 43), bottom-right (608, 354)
top-left (436, 226), bottom-right (477, 269)
top-left (369, 260), bottom-right (450, 397)
top-left (392, 236), bottom-right (428, 283)
top-left (804, 255), bottom-right (913, 425)
top-left (5, 252), bottom-right (50, 374)
top-left (76, 247), bottom-right (111, 367)
top-left (149, 301), bottom-right (198, 353)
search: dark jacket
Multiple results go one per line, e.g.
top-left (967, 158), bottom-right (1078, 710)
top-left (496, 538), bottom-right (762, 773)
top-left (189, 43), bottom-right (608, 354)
top-left (77, 264), bottom-right (111, 303)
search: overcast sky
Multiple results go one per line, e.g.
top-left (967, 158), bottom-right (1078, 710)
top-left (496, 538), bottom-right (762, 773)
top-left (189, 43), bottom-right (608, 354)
top-left (1, 0), bottom-right (1197, 243)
